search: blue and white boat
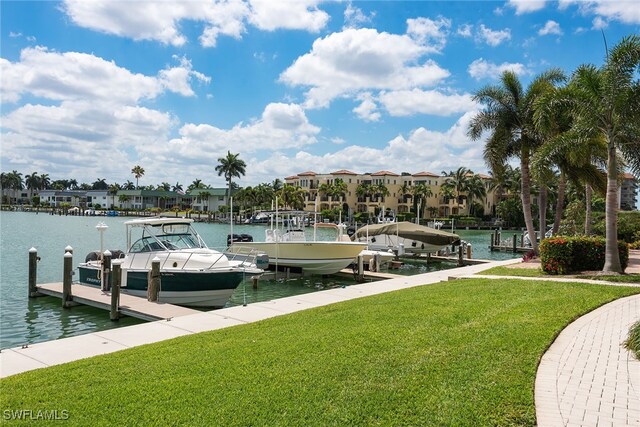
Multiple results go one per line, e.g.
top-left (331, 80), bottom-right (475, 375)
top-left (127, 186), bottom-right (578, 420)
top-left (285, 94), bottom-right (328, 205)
top-left (78, 217), bottom-right (264, 307)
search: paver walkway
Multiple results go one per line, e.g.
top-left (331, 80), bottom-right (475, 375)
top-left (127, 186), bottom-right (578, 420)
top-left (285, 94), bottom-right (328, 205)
top-left (535, 294), bottom-right (640, 427)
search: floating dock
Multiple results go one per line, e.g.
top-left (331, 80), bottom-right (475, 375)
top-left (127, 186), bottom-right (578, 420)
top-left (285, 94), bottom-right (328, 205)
top-left (36, 283), bottom-right (200, 321)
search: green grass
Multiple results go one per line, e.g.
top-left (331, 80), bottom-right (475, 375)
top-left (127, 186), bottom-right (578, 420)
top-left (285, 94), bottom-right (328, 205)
top-left (480, 266), bottom-right (545, 277)
top-left (2, 279), bottom-right (638, 426)
top-left (481, 266), bottom-right (640, 283)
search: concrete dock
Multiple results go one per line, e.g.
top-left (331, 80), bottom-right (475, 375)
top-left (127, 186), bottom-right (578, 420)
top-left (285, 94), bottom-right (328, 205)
top-left (0, 258), bottom-right (520, 378)
top-left (36, 282), bottom-right (200, 321)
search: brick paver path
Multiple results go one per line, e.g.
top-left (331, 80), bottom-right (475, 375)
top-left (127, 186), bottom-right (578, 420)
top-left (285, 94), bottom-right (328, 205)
top-left (535, 294), bottom-right (640, 427)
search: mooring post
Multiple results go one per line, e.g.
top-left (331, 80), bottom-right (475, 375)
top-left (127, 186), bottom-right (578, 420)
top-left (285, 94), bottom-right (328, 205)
top-left (490, 233), bottom-right (494, 251)
top-left (512, 234), bottom-right (517, 252)
top-left (65, 245), bottom-right (73, 255)
top-left (110, 260), bottom-right (122, 321)
top-left (28, 247), bottom-right (41, 298)
top-left (357, 255), bottom-right (364, 283)
top-left (466, 244), bottom-right (472, 259)
top-left (373, 253), bottom-right (381, 272)
top-left (102, 250), bottom-right (112, 292)
top-left (62, 251), bottom-right (73, 308)
top-left (458, 245), bottom-right (464, 266)
top-left (148, 257), bottom-right (161, 302)
top-left (252, 276), bottom-right (259, 289)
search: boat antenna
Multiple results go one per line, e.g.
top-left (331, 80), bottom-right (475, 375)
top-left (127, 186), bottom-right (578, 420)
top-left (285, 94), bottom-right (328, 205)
top-left (230, 196), bottom-right (234, 245)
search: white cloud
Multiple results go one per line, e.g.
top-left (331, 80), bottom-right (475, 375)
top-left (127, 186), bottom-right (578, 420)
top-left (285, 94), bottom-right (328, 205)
top-left (378, 89), bottom-right (477, 117)
top-left (62, 0), bottom-right (329, 48)
top-left (248, 0), bottom-right (328, 32)
top-left (477, 24), bottom-right (511, 47)
top-left (0, 47), bottom-right (209, 104)
top-left (559, 0), bottom-right (640, 25)
top-left (280, 28), bottom-right (450, 109)
top-left (507, 0), bottom-right (547, 15)
top-left (592, 16), bottom-right (608, 29)
top-left (343, 2), bottom-right (375, 29)
top-left (468, 58), bottom-right (529, 80)
top-left (406, 16), bottom-right (451, 53)
top-left (353, 93), bottom-right (381, 122)
top-left (457, 24), bottom-right (473, 38)
top-left (539, 20), bottom-right (563, 36)
top-left (245, 111), bottom-right (488, 185)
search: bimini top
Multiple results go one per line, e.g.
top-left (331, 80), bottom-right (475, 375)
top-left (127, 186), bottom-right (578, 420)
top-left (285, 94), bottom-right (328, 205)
top-left (353, 221), bottom-right (460, 246)
top-left (124, 217), bottom-right (194, 227)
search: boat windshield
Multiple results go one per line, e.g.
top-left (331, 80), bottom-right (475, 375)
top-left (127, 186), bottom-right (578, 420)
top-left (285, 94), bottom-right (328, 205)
top-left (128, 222), bottom-right (207, 252)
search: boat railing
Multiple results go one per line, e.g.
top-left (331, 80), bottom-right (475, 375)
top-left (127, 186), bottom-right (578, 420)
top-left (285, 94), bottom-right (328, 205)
top-left (224, 246), bottom-right (264, 269)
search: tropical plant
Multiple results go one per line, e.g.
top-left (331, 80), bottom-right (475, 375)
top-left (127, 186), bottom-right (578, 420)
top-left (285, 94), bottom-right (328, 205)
top-left (411, 184), bottom-right (433, 219)
top-left (557, 35), bottom-right (640, 272)
top-left (215, 151), bottom-right (246, 205)
top-left (465, 174), bottom-right (487, 217)
top-left (131, 165), bottom-right (145, 189)
top-left (468, 69), bottom-right (565, 254)
top-left (92, 178), bottom-right (108, 190)
top-left (441, 167), bottom-right (470, 214)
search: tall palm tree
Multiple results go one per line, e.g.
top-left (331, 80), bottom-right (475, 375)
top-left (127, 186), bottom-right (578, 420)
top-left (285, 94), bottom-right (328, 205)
top-left (172, 182), bottom-right (183, 193)
top-left (131, 165), bottom-right (145, 189)
top-left (468, 69), bottom-right (564, 254)
top-left (560, 35), bottom-right (640, 272)
top-left (187, 179), bottom-right (205, 192)
top-left (215, 151), bottom-right (246, 205)
top-left (39, 173), bottom-right (50, 190)
top-left (92, 178), bottom-right (108, 190)
top-left (441, 167), bottom-right (470, 214)
top-left (25, 172), bottom-right (41, 194)
top-left (466, 174), bottom-right (487, 217)
top-left (108, 183), bottom-right (121, 209)
top-left (158, 182), bottom-right (171, 191)
top-left (411, 184), bottom-right (433, 219)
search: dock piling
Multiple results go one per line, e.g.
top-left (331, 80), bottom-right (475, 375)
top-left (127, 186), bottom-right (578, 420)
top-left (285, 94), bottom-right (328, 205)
top-left (101, 250), bottom-right (112, 292)
top-left (457, 245), bottom-right (464, 266)
top-left (512, 234), bottom-right (517, 252)
top-left (28, 248), bottom-right (41, 298)
top-left (356, 255), bottom-right (364, 283)
top-left (110, 260), bottom-right (122, 321)
top-left (62, 250), bottom-right (74, 308)
top-left (148, 257), bottom-right (161, 302)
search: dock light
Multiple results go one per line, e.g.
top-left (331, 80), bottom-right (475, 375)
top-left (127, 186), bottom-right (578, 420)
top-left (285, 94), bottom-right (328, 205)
top-left (96, 222), bottom-right (109, 254)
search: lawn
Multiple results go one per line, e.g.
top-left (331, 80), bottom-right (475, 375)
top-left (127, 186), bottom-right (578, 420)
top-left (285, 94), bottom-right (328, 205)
top-left (481, 266), bottom-right (640, 283)
top-left (2, 279), bottom-right (638, 426)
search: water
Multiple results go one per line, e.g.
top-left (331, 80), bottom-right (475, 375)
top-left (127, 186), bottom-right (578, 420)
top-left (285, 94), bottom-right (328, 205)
top-left (0, 212), bottom-right (519, 349)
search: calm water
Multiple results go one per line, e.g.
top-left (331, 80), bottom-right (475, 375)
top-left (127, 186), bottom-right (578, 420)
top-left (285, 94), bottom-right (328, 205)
top-left (0, 212), bottom-right (518, 349)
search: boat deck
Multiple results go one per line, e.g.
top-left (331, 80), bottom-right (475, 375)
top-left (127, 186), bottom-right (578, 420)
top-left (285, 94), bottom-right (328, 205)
top-left (36, 283), bottom-right (200, 321)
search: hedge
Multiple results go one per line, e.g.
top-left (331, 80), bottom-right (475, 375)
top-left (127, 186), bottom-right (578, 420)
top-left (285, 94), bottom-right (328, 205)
top-left (539, 236), bottom-right (629, 274)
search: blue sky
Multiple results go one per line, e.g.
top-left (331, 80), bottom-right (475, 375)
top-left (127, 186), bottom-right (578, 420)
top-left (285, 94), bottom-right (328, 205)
top-left (1, 0), bottom-right (639, 194)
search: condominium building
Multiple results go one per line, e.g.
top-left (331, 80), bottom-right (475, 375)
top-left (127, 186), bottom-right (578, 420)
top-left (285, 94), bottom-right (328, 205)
top-left (620, 173), bottom-right (638, 211)
top-left (284, 169), bottom-right (498, 220)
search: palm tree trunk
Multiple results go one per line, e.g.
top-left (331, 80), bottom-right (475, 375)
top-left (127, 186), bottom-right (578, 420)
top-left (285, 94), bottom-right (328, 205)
top-left (552, 170), bottom-right (566, 235)
top-left (584, 184), bottom-right (593, 236)
top-left (520, 150), bottom-right (538, 254)
top-left (538, 184), bottom-right (548, 239)
top-left (603, 139), bottom-right (622, 272)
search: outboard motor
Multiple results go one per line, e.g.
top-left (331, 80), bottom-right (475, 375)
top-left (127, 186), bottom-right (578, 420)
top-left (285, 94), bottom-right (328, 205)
top-left (227, 234), bottom-right (254, 246)
top-left (85, 251), bottom-right (101, 263)
top-left (346, 226), bottom-right (357, 237)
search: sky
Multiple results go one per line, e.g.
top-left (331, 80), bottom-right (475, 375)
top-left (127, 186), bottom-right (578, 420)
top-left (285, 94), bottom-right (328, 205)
top-left (1, 0), bottom-right (639, 195)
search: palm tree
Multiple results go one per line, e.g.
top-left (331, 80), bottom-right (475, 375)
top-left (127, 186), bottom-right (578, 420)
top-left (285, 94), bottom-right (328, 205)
top-left (278, 184), bottom-right (305, 210)
top-left (158, 182), bottom-right (171, 191)
top-left (466, 174), bottom-right (487, 217)
top-left (172, 182), bottom-right (183, 193)
top-left (108, 183), bottom-right (120, 209)
top-left (25, 172), bottom-right (40, 195)
top-left (271, 178), bottom-right (283, 192)
top-left (468, 69), bottom-right (564, 254)
top-left (215, 151), bottom-right (246, 205)
top-left (92, 178), bottom-right (108, 190)
top-left (441, 167), bottom-right (470, 214)
top-left (411, 184), bottom-right (433, 220)
top-left (559, 35), bottom-right (640, 272)
top-left (39, 173), bottom-right (50, 190)
top-left (187, 179), bottom-right (205, 192)
top-left (131, 165), bottom-right (145, 189)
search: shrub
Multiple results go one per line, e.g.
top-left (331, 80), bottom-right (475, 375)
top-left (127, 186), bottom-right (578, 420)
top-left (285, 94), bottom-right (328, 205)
top-left (540, 236), bottom-right (629, 274)
top-left (539, 237), bottom-right (573, 274)
top-left (626, 321), bottom-right (640, 360)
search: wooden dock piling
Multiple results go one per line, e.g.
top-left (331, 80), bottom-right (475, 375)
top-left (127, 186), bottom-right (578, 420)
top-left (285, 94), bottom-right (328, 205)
top-left (62, 250), bottom-right (75, 308)
top-left (110, 261), bottom-right (122, 321)
top-left (28, 248), bottom-right (41, 298)
top-left (101, 250), bottom-right (112, 291)
top-left (148, 257), bottom-right (161, 302)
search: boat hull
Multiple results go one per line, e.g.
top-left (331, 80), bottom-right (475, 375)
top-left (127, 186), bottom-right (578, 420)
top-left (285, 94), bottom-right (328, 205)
top-left (229, 241), bottom-right (367, 275)
top-left (78, 264), bottom-right (255, 307)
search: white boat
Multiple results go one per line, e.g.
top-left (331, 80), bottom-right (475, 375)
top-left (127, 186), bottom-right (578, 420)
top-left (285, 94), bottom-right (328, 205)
top-left (78, 217), bottom-right (264, 307)
top-left (228, 211), bottom-right (368, 275)
top-left (352, 221), bottom-right (461, 255)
